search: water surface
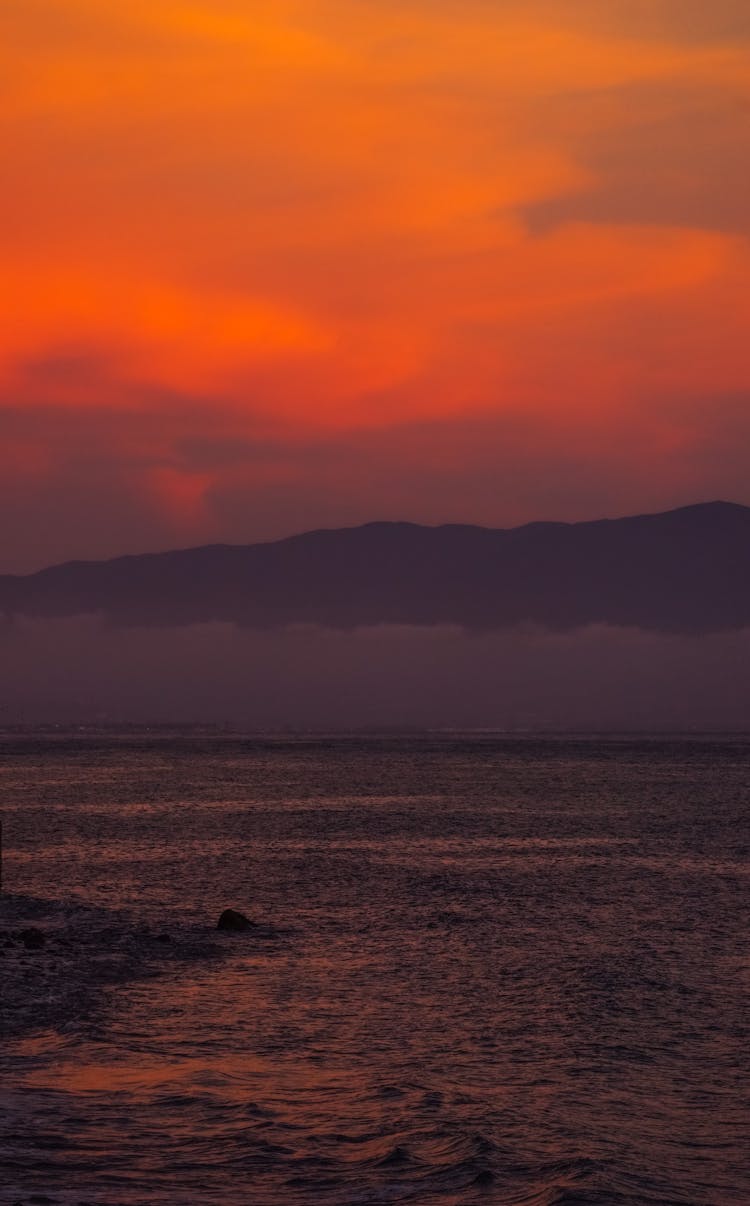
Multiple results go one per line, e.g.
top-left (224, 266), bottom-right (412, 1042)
top-left (1, 732), bottom-right (748, 1203)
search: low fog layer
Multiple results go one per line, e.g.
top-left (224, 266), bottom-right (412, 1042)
top-left (2, 618), bottom-right (749, 730)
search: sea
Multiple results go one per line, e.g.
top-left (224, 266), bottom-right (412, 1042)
top-left (0, 730), bottom-right (748, 1205)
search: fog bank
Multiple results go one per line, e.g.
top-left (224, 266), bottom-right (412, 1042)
top-left (1, 618), bottom-right (748, 730)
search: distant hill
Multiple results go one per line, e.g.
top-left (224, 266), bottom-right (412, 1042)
top-left (1, 501), bottom-right (749, 634)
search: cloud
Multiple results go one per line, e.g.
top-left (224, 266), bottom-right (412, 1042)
top-left (522, 81), bottom-right (750, 235)
top-left (538, 1), bottom-right (750, 43)
top-left (0, 1), bottom-right (748, 564)
top-left (2, 616), bottom-right (749, 729)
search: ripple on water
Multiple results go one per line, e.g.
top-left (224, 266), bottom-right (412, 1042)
top-left (1, 733), bottom-right (749, 1204)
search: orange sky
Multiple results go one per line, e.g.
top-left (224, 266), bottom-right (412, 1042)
top-left (1, 0), bottom-right (749, 569)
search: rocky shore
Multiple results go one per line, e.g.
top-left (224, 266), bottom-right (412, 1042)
top-left (1, 894), bottom-right (262, 1040)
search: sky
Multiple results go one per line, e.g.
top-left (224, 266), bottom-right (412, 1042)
top-left (2, 0), bottom-right (749, 572)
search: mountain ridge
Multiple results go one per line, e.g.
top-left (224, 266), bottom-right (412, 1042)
top-left (2, 500), bottom-right (749, 634)
top-left (12, 499), bottom-right (746, 575)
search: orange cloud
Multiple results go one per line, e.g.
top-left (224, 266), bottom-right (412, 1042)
top-left (0, 0), bottom-right (748, 562)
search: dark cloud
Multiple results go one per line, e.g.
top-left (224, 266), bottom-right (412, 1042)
top-left (608, 0), bottom-right (750, 41)
top-left (19, 349), bottom-right (115, 387)
top-left (520, 0), bottom-right (750, 43)
top-left (522, 82), bottom-right (750, 235)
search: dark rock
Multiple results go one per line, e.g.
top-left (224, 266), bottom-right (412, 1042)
top-left (19, 927), bottom-right (46, 950)
top-left (472, 1169), bottom-right (495, 1187)
top-left (217, 908), bottom-right (254, 932)
top-left (378, 1145), bottom-right (412, 1166)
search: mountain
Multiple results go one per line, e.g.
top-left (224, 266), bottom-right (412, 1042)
top-left (1, 501), bottom-right (749, 634)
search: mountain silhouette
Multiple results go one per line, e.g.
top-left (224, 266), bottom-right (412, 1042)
top-left (1, 501), bottom-right (749, 634)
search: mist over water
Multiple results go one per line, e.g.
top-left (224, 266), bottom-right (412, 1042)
top-left (1, 732), bottom-right (748, 1204)
top-left (2, 617), bottom-right (750, 729)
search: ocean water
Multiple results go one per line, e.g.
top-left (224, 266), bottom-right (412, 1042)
top-left (1, 731), bottom-right (748, 1205)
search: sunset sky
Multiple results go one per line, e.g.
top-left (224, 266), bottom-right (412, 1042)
top-left (2, 0), bottom-right (749, 572)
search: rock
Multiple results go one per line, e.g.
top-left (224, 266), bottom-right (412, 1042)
top-left (472, 1169), bottom-right (495, 1188)
top-left (217, 908), bottom-right (254, 932)
top-left (19, 927), bottom-right (46, 951)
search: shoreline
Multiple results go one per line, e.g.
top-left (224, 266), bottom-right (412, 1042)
top-left (0, 893), bottom-right (243, 1042)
